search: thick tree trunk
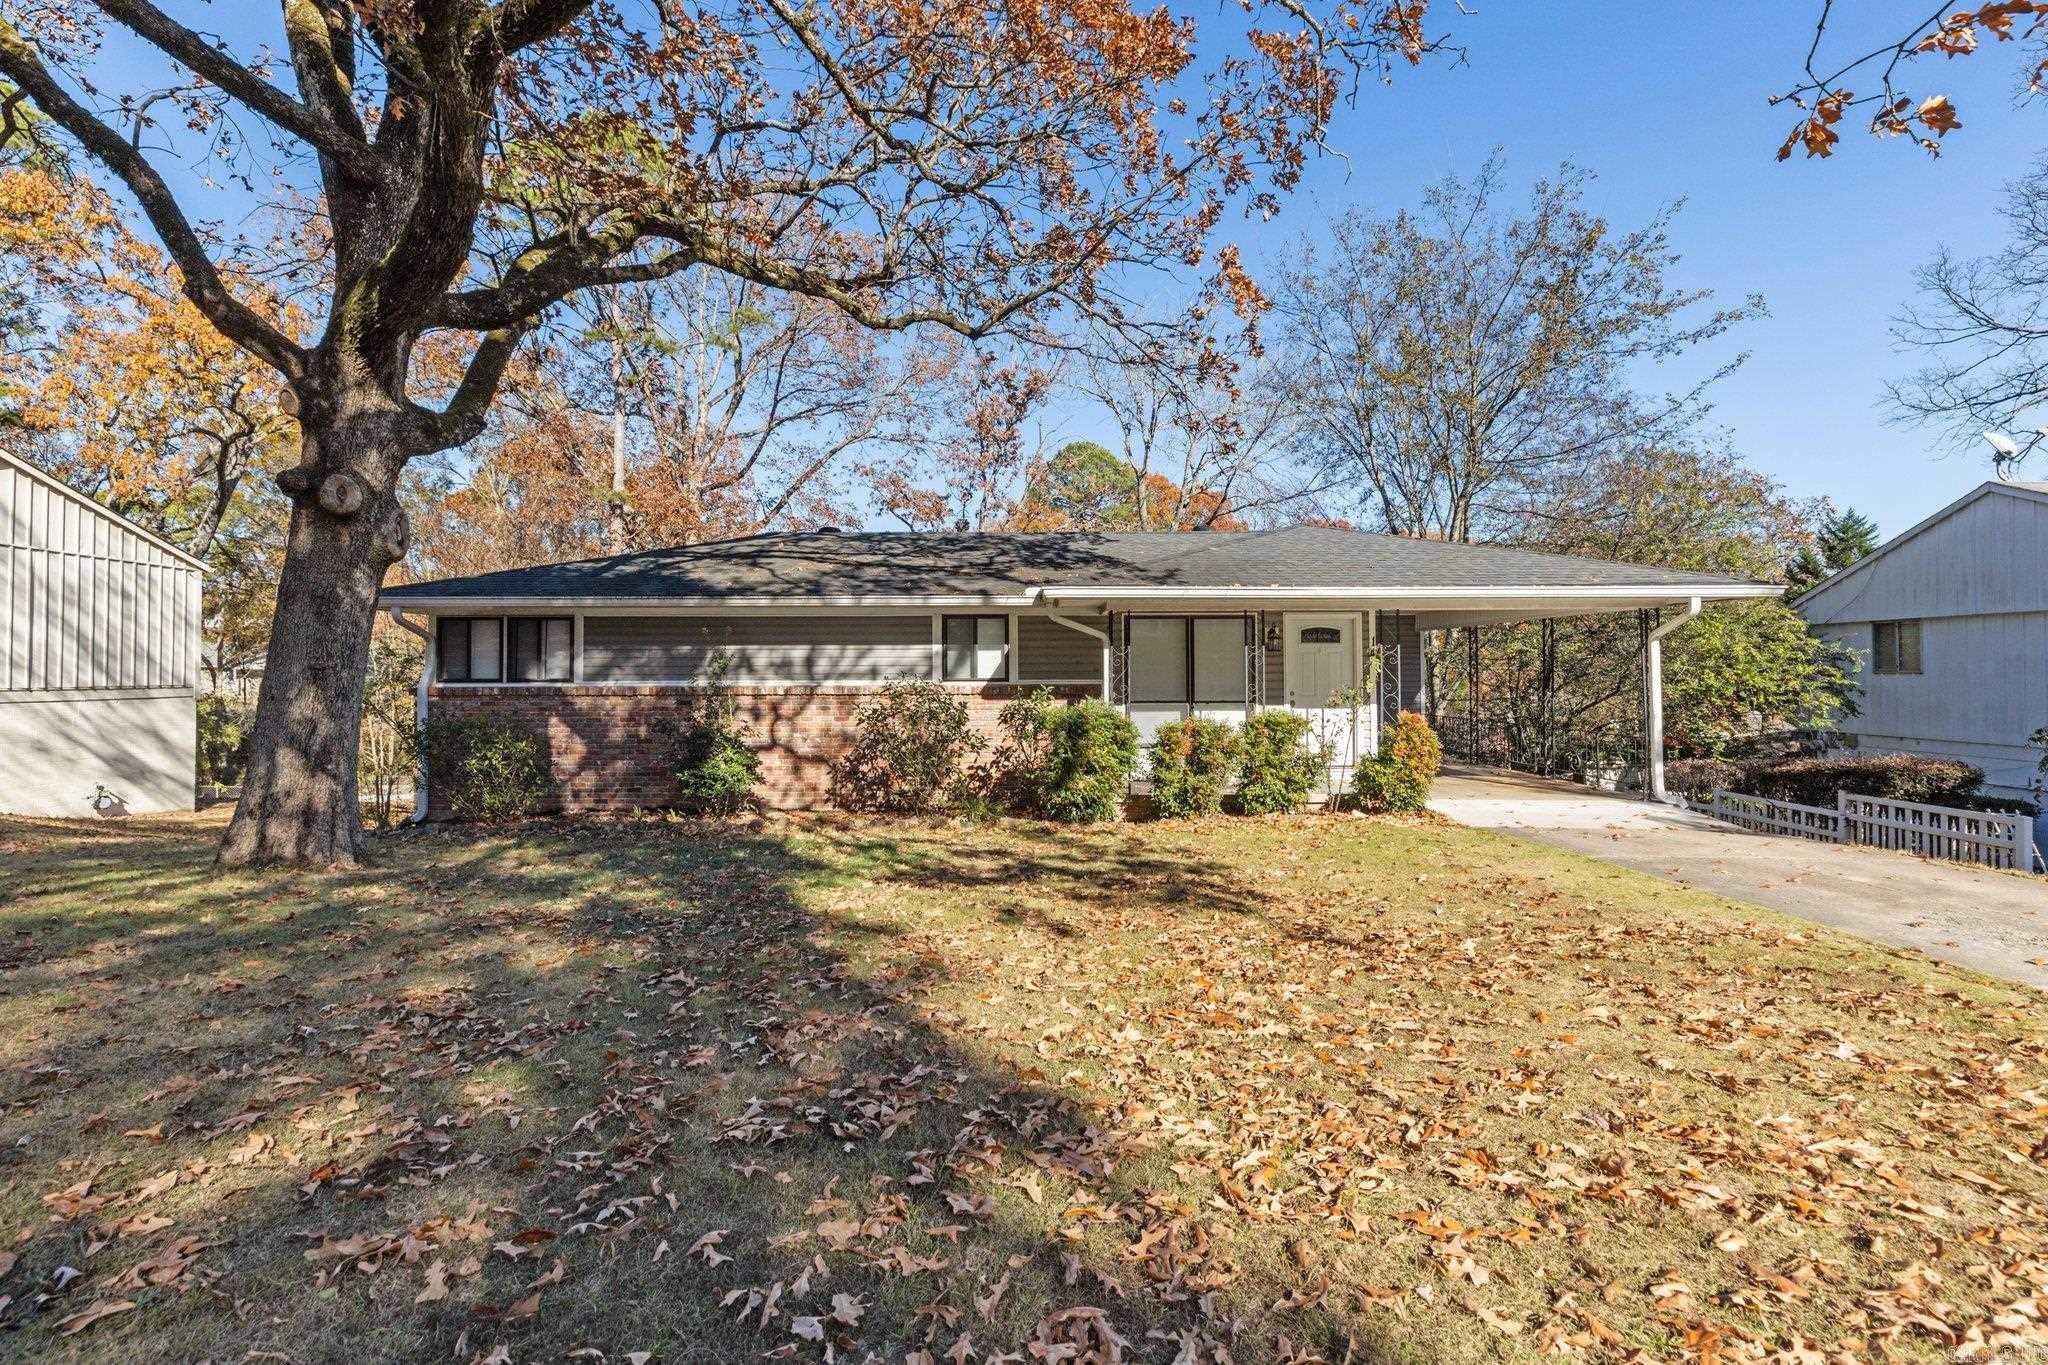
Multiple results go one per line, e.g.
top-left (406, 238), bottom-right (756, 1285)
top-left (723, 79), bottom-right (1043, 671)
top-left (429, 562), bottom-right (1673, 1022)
top-left (219, 405), bottom-right (411, 867)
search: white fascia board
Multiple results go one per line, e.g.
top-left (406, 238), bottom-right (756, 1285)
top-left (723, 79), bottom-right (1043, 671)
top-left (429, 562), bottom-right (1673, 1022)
top-left (1038, 583), bottom-right (1776, 603)
top-left (374, 593), bottom-right (1041, 612)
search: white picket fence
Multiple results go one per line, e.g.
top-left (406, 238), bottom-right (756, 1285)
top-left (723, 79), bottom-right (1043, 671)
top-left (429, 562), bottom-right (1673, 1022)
top-left (1689, 789), bottom-right (2035, 872)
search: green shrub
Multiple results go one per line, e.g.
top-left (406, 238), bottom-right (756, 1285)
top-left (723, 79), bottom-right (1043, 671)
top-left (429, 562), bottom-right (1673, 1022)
top-left (1033, 700), bottom-right (1138, 823)
top-left (1235, 711), bottom-right (1320, 815)
top-left (652, 663), bottom-right (759, 815)
top-left (836, 679), bottom-right (982, 813)
top-left (196, 693), bottom-right (252, 788)
top-left (1664, 757), bottom-right (1744, 799)
top-left (1350, 711), bottom-right (1442, 813)
top-left (420, 715), bottom-right (547, 821)
top-left (981, 686), bottom-right (1060, 812)
top-left (1740, 752), bottom-right (1982, 808)
top-left (1147, 717), bottom-right (1241, 818)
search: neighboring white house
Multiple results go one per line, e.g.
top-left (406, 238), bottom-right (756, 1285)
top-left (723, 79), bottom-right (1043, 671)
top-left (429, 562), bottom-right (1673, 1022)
top-left (0, 449), bottom-right (204, 817)
top-left (1793, 479), bottom-right (2048, 828)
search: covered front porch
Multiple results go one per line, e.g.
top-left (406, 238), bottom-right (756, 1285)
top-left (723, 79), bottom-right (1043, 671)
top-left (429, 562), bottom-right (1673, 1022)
top-left (1055, 587), bottom-right (1740, 798)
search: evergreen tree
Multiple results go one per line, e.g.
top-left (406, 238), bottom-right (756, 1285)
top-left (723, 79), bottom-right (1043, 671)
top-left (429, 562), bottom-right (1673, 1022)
top-left (1784, 543), bottom-right (1828, 597)
top-left (1817, 507), bottom-right (1880, 571)
top-left (1786, 506), bottom-right (1879, 598)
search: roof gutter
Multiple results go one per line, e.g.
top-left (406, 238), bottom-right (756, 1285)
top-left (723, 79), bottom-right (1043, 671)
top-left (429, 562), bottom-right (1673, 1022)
top-left (373, 593), bottom-right (1041, 611)
top-left (1038, 584), bottom-right (1776, 602)
top-left (385, 608), bottom-right (433, 825)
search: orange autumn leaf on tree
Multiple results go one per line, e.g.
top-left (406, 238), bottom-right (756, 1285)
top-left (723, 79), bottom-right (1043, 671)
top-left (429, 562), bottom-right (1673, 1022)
top-left (1776, 2), bottom-right (2048, 158)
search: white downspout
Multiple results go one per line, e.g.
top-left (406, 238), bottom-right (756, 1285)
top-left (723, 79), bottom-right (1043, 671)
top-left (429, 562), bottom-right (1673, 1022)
top-left (1045, 610), bottom-right (1112, 699)
top-left (1645, 596), bottom-right (1701, 805)
top-left (386, 607), bottom-right (434, 824)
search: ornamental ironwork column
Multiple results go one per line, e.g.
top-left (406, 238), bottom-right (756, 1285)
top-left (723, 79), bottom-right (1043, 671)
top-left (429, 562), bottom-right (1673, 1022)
top-left (1108, 612), bottom-right (1129, 707)
top-left (1244, 611), bottom-right (1264, 709)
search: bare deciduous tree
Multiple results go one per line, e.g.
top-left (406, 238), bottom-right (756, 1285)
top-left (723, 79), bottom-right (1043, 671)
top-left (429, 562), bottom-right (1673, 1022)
top-left (1269, 157), bottom-right (1755, 542)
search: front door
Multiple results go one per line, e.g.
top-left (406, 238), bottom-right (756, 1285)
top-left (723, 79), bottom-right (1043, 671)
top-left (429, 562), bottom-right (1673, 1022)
top-left (1285, 613), bottom-right (1365, 785)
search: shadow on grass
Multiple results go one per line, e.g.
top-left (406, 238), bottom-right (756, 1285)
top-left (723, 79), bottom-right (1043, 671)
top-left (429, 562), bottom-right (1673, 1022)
top-left (0, 813), bottom-right (1415, 1364)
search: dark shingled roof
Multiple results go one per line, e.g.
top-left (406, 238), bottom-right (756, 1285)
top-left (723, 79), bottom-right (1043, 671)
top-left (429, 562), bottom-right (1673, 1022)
top-left (380, 525), bottom-right (1763, 602)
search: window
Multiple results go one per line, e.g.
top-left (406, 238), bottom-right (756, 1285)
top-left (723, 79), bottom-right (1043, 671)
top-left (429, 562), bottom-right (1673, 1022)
top-left (438, 617), bottom-right (502, 682)
top-left (1127, 617), bottom-right (1189, 703)
top-left (509, 617), bottom-right (574, 682)
top-left (942, 615), bottom-right (1008, 681)
top-left (1191, 617), bottom-right (1248, 704)
top-left (439, 616), bottom-right (572, 682)
top-left (1126, 616), bottom-right (1249, 707)
top-left (1872, 620), bottom-right (1922, 676)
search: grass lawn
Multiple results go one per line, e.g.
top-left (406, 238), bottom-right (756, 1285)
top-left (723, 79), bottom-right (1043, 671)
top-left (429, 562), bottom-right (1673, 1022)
top-left (0, 808), bottom-right (2043, 1364)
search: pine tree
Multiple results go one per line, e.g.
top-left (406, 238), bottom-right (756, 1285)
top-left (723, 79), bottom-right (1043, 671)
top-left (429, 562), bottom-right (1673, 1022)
top-left (1817, 507), bottom-right (1880, 572)
top-left (1785, 543), bottom-right (1828, 596)
top-left (1786, 507), bottom-right (1879, 598)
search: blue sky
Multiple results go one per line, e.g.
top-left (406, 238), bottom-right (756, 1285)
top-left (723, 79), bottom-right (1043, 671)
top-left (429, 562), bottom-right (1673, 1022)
top-left (1193, 0), bottom-right (2047, 539)
top-left (80, 2), bottom-right (2046, 541)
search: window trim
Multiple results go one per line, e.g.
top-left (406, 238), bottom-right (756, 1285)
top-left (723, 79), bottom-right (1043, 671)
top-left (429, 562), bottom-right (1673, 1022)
top-left (941, 613), bottom-right (1010, 682)
top-left (438, 615), bottom-right (574, 683)
top-left (508, 616), bottom-right (575, 683)
top-left (1872, 619), bottom-right (1923, 676)
top-left (1125, 612), bottom-right (1252, 708)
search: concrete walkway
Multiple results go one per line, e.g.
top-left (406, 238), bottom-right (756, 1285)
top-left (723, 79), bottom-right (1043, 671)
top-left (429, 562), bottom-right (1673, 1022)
top-left (1429, 764), bottom-right (2048, 991)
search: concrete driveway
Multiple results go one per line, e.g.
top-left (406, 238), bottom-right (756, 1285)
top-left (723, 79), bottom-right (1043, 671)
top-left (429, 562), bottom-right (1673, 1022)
top-left (1429, 764), bottom-right (2048, 991)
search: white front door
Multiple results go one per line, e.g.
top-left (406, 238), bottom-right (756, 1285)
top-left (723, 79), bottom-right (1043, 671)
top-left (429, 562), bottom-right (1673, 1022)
top-left (1285, 613), bottom-right (1365, 785)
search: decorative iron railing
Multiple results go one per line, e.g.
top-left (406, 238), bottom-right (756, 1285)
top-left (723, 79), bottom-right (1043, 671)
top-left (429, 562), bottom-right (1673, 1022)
top-left (1437, 715), bottom-right (1647, 792)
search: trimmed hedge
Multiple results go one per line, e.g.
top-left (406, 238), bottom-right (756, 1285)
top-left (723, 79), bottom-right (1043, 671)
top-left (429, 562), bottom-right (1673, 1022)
top-left (421, 716), bottom-right (546, 821)
top-left (1147, 717), bottom-right (1241, 818)
top-left (1235, 711), bottom-right (1321, 814)
top-left (1745, 753), bottom-right (1983, 807)
top-left (1350, 710), bottom-right (1443, 813)
top-left (1033, 700), bottom-right (1139, 823)
top-left (1666, 751), bottom-right (1989, 809)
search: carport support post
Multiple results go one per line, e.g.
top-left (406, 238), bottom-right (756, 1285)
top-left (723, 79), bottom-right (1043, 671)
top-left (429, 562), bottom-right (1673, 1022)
top-left (1644, 596), bottom-right (1702, 805)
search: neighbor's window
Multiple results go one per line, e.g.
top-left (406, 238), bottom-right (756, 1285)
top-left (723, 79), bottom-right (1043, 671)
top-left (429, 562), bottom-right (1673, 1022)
top-left (1873, 619), bottom-right (1923, 676)
top-left (508, 618), bottom-right (574, 682)
top-left (942, 615), bottom-right (1009, 681)
top-left (437, 617), bottom-right (503, 682)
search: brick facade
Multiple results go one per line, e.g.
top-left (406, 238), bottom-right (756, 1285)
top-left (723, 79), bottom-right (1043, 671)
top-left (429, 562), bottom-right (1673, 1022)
top-left (424, 682), bottom-right (1099, 814)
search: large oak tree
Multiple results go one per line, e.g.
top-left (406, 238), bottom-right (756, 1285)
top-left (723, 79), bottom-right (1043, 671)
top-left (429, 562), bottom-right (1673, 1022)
top-left (0, 0), bottom-right (1437, 865)
top-left (0, 0), bottom-right (2034, 865)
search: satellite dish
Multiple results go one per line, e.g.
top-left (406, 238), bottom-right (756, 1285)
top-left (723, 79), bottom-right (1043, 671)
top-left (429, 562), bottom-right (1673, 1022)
top-left (1984, 430), bottom-right (2021, 458)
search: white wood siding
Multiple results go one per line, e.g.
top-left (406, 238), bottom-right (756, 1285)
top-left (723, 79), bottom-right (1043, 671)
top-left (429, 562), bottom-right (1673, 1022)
top-left (1814, 611), bottom-right (2048, 792)
top-left (1016, 613), bottom-right (1107, 682)
top-left (1800, 486), bottom-right (2048, 625)
top-left (581, 613), bottom-right (935, 683)
top-left (1, 456), bottom-right (202, 695)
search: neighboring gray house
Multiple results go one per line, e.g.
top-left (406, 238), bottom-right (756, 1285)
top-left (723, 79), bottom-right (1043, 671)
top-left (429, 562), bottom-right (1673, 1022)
top-left (379, 525), bottom-right (1772, 812)
top-left (0, 450), bottom-right (204, 817)
top-left (1794, 479), bottom-right (2048, 818)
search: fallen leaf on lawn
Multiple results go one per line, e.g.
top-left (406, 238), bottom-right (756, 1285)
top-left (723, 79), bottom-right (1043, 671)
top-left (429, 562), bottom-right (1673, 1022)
top-left (415, 1261), bottom-right (451, 1304)
top-left (122, 1123), bottom-right (163, 1142)
top-left (55, 1299), bottom-right (135, 1335)
top-left (504, 1292), bottom-right (542, 1319)
top-left (688, 1230), bottom-right (732, 1267)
